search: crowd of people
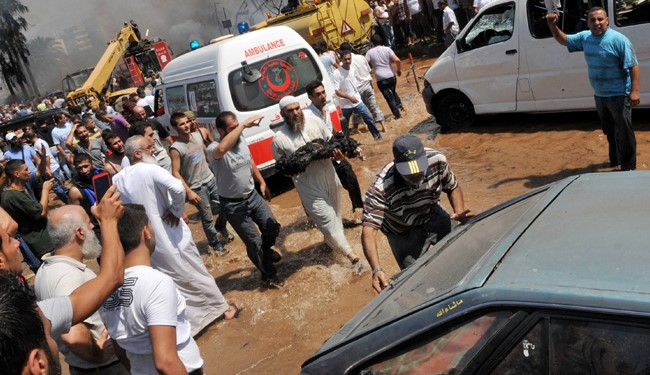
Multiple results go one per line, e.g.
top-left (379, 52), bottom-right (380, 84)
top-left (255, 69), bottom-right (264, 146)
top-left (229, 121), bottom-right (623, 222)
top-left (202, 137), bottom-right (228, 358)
top-left (369, 0), bottom-right (485, 49)
top-left (0, 4), bottom-right (640, 373)
top-left (0, 76), bottom-right (472, 373)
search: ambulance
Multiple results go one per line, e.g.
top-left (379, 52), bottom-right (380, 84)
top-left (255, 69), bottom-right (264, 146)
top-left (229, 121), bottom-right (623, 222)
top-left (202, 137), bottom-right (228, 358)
top-left (153, 26), bottom-right (343, 176)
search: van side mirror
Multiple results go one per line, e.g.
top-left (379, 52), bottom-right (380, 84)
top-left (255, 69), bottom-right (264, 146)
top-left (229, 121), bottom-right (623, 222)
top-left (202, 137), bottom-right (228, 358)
top-left (241, 61), bottom-right (261, 83)
top-left (455, 38), bottom-right (463, 53)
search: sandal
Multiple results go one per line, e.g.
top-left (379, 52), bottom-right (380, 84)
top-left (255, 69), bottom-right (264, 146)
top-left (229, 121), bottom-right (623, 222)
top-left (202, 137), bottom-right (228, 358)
top-left (217, 302), bottom-right (242, 321)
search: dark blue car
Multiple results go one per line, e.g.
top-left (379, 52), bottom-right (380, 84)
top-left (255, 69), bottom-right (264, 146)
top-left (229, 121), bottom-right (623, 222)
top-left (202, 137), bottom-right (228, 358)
top-left (302, 172), bottom-right (650, 374)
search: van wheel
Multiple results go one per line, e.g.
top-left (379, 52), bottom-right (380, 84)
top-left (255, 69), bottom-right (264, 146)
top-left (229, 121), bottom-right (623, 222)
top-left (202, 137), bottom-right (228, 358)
top-left (436, 93), bottom-right (476, 132)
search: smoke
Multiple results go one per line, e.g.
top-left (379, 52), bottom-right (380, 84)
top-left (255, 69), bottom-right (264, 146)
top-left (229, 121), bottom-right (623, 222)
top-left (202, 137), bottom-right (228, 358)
top-left (19, 0), bottom-right (280, 93)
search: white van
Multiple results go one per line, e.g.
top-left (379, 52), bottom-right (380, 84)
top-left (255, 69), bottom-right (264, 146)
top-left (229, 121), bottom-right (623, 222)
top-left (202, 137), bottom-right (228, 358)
top-left (154, 26), bottom-right (343, 175)
top-left (422, 0), bottom-right (649, 130)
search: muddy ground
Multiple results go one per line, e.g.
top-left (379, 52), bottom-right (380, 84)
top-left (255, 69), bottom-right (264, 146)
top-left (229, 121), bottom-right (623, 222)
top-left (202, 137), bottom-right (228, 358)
top-left (56, 51), bottom-right (650, 374)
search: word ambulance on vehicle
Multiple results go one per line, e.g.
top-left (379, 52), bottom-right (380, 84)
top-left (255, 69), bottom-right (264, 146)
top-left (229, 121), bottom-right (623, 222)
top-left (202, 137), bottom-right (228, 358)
top-left (422, 0), bottom-right (649, 131)
top-left (154, 26), bottom-right (343, 176)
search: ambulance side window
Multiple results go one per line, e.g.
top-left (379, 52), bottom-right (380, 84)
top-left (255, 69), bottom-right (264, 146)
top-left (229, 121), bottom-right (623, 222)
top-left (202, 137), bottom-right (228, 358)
top-left (187, 80), bottom-right (220, 117)
top-left (166, 86), bottom-right (187, 114)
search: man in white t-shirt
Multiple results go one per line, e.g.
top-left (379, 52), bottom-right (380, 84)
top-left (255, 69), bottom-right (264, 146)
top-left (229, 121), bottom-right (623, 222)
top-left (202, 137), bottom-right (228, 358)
top-left (0, 187), bottom-right (127, 375)
top-left (339, 43), bottom-right (386, 133)
top-left (100, 204), bottom-right (205, 374)
top-left (332, 50), bottom-right (382, 140)
top-left (440, 0), bottom-right (459, 47)
top-left (35, 205), bottom-right (128, 374)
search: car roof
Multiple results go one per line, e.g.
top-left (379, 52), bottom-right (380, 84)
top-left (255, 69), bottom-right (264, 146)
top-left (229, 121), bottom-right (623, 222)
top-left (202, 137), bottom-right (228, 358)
top-left (486, 172), bottom-right (650, 295)
top-left (0, 109), bottom-right (67, 133)
top-left (316, 172), bottom-right (650, 353)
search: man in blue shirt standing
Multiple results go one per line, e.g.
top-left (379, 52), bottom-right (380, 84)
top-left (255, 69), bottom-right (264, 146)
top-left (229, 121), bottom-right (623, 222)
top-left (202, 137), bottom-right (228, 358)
top-left (547, 7), bottom-right (640, 171)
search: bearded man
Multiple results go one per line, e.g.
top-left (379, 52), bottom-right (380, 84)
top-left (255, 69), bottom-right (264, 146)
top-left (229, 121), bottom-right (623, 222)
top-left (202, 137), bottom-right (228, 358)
top-left (35, 205), bottom-right (129, 375)
top-left (112, 136), bottom-right (240, 335)
top-left (102, 130), bottom-right (126, 176)
top-left (271, 96), bottom-right (365, 272)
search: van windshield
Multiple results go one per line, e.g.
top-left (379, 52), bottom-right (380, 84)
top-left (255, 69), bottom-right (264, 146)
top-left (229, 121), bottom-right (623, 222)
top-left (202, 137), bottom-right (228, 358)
top-left (229, 48), bottom-right (322, 112)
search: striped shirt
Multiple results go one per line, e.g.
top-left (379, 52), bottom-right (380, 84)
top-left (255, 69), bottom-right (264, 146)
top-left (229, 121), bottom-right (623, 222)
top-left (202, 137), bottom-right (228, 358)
top-left (363, 149), bottom-right (458, 235)
top-left (566, 29), bottom-right (638, 97)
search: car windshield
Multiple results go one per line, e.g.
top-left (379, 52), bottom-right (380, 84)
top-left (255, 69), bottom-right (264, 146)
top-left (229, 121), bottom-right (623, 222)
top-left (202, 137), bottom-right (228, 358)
top-left (353, 189), bottom-right (548, 334)
top-left (228, 48), bottom-right (322, 112)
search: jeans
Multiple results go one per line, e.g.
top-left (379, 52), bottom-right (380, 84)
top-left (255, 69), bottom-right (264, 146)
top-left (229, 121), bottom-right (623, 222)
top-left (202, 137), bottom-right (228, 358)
top-left (386, 204), bottom-right (451, 270)
top-left (359, 83), bottom-right (384, 122)
top-left (222, 190), bottom-right (280, 278)
top-left (376, 76), bottom-right (403, 119)
top-left (342, 103), bottom-right (381, 139)
top-left (595, 95), bottom-right (636, 170)
top-left (193, 177), bottom-right (228, 248)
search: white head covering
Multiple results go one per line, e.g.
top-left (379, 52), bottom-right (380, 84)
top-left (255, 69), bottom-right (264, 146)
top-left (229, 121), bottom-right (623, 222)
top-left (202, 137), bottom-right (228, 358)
top-left (279, 95), bottom-right (298, 111)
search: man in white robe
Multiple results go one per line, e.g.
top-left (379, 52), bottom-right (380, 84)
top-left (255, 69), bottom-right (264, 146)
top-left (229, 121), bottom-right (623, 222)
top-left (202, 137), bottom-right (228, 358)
top-left (271, 96), bottom-right (364, 272)
top-left (112, 136), bottom-right (240, 336)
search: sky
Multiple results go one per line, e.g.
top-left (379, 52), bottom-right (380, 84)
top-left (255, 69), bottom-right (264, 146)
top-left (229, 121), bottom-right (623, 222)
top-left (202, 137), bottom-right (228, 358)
top-left (17, 0), bottom-right (283, 92)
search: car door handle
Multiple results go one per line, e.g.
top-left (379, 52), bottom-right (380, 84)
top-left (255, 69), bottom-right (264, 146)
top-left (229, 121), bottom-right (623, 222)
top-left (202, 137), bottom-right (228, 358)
top-left (506, 49), bottom-right (517, 55)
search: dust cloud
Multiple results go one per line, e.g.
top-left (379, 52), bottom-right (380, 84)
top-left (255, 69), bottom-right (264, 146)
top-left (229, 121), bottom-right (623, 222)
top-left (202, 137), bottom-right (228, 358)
top-left (21, 0), bottom-right (284, 93)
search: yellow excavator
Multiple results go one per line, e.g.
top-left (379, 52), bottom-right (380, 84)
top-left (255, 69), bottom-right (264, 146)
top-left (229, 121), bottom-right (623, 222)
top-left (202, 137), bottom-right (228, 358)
top-left (66, 25), bottom-right (139, 108)
top-left (251, 0), bottom-right (374, 50)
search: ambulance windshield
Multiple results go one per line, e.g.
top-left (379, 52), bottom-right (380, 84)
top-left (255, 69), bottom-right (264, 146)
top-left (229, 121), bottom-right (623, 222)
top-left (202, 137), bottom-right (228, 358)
top-left (229, 48), bottom-right (322, 112)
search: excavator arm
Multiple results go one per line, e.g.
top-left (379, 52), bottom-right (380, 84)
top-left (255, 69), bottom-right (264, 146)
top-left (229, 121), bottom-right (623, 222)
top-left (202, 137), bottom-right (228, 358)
top-left (66, 25), bottom-right (139, 108)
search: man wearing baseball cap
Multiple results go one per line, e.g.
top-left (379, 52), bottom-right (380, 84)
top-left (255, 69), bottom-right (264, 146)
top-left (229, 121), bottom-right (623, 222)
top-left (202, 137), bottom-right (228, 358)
top-left (362, 134), bottom-right (473, 292)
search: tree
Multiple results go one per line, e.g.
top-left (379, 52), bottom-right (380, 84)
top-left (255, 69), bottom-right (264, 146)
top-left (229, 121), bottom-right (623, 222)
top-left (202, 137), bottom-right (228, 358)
top-left (27, 36), bottom-right (70, 93)
top-left (0, 0), bottom-right (31, 99)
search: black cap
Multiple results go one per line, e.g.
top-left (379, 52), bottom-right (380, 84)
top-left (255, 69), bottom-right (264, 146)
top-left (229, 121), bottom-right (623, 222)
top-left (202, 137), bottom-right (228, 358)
top-left (392, 134), bottom-right (428, 176)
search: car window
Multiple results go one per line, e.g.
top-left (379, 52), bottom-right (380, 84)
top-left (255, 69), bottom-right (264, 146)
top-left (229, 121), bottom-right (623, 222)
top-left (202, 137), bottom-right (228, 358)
top-left (187, 80), bottom-right (220, 118)
top-left (460, 3), bottom-right (515, 51)
top-left (355, 189), bottom-right (547, 334)
top-left (228, 48), bottom-right (322, 112)
top-left (361, 311), bottom-right (512, 374)
top-left (491, 316), bottom-right (650, 374)
top-left (551, 318), bottom-right (650, 374)
top-left (165, 85), bottom-right (187, 114)
top-left (614, 0), bottom-right (650, 27)
top-left (490, 319), bottom-right (545, 374)
top-left (526, 0), bottom-right (605, 39)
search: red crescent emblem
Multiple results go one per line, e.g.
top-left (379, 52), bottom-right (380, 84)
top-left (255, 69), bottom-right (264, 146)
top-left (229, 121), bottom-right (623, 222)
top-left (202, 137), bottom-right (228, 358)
top-left (265, 70), bottom-right (291, 92)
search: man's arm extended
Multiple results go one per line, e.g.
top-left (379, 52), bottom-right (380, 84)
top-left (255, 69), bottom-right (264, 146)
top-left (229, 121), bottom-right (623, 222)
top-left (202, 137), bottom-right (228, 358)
top-left (169, 148), bottom-right (201, 205)
top-left (68, 186), bottom-right (124, 325)
top-left (362, 225), bottom-right (390, 293)
top-left (546, 13), bottom-right (567, 46)
top-left (213, 114), bottom-right (263, 159)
